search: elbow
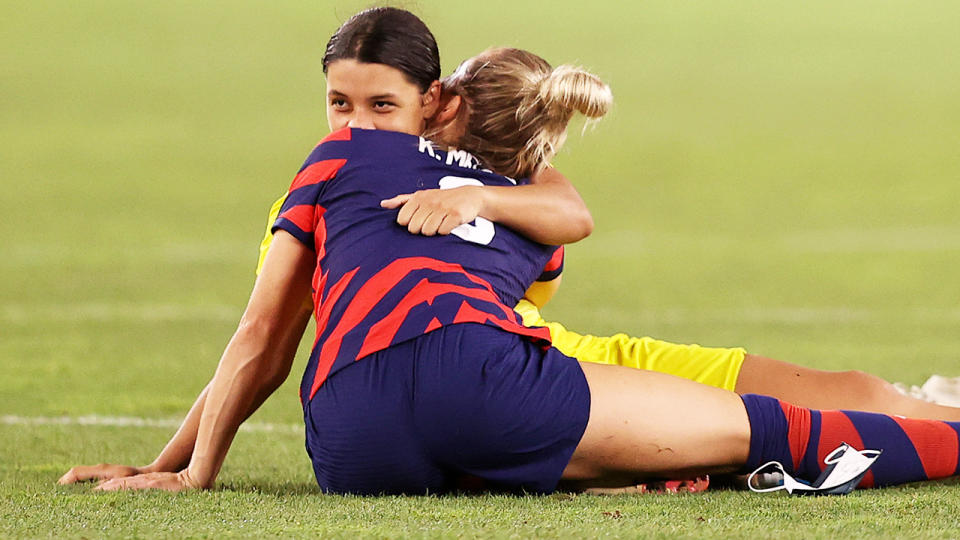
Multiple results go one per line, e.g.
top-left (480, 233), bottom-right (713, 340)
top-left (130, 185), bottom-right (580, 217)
top-left (263, 359), bottom-right (293, 390)
top-left (563, 208), bottom-right (594, 244)
top-left (578, 210), bottom-right (595, 240)
top-left (234, 315), bottom-right (273, 347)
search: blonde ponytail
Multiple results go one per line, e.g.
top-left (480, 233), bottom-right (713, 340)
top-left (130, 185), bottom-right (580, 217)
top-left (536, 64), bottom-right (612, 121)
top-left (436, 48), bottom-right (612, 179)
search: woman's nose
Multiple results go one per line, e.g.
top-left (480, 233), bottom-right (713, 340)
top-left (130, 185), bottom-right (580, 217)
top-left (347, 111), bottom-right (375, 130)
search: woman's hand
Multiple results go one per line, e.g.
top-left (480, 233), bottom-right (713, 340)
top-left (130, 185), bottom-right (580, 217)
top-left (93, 470), bottom-right (202, 492)
top-left (382, 167), bottom-right (593, 245)
top-left (58, 464), bottom-right (149, 485)
top-left (381, 186), bottom-right (485, 236)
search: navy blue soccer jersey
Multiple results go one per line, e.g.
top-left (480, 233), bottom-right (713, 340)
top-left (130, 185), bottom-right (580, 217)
top-left (272, 128), bottom-right (557, 401)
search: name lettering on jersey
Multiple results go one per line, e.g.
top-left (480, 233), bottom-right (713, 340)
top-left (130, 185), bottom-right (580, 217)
top-left (417, 136), bottom-right (516, 184)
top-left (445, 149), bottom-right (476, 168)
top-left (418, 137), bottom-right (437, 158)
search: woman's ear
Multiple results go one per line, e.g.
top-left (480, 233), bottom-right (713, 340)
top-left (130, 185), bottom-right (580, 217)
top-left (422, 80), bottom-right (443, 118)
top-left (433, 93), bottom-right (462, 125)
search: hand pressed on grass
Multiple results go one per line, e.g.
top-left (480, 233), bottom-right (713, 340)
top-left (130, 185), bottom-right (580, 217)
top-left (58, 464), bottom-right (145, 485)
top-left (94, 470), bottom-right (202, 492)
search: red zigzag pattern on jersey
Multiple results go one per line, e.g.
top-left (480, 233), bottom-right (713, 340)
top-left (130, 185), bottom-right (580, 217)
top-left (308, 256), bottom-right (551, 400)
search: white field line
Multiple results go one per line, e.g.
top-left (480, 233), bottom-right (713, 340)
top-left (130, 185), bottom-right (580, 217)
top-left (0, 415), bottom-right (301, 434)
top-left (4, 242), bottom-right (256, 267)
top-left (1, 303), bottom-right (241, 324)
top-left (6, 303), bottom-right (960, 326)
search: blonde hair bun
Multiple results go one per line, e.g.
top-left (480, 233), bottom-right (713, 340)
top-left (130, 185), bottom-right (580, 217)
top-left (537, 65), bottom-right (612, 120)
top-left (438, 47), bottom-right (612, 179)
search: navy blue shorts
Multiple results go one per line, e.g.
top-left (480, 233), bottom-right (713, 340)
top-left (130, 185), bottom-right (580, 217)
top-left (304, 323), bottom-right (591, 495)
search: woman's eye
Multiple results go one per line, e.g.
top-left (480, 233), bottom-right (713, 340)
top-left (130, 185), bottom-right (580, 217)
top-left (373, 101), bottom-right (396, 110)
top-left (330, 99), bottom-right (348, 109)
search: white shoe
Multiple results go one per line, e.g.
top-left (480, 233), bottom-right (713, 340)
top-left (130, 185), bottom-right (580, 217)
top-left (920, 375), bottom-right (960, 407)
top-left (749, 471), bottom-right (784, 490)
top-left (892, 381), bottom-right (931, 402)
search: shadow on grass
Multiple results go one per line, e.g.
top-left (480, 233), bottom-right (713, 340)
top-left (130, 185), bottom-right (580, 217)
top-left (218, 479), bottom-right (321, 496)
top-left (211, 473), bottom-right (960, 498)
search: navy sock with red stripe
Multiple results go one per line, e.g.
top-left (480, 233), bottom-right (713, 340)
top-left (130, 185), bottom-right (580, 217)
top-left (740, 394), bottom-right (960, 488)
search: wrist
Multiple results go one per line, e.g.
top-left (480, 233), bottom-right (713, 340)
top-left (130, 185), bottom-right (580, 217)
top-left (475, 185), bottom-right (498, 221)
top-left (185, 462), bottom-right (216, 489)
top-left (180, 467), bottom-right (209, 490)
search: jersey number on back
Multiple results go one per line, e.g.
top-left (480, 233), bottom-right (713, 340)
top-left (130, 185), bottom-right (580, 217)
top-left (438, 176), bottom-right (495, 246)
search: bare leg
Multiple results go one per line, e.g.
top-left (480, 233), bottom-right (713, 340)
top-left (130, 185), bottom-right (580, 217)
top-left (562, 362), bottom-right (750, 489)
top-left (735, 354), bottom-right (960, 421)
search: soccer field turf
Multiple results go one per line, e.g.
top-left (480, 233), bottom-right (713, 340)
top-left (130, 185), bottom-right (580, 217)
top-left (4, 0), bottom-right (960, 537)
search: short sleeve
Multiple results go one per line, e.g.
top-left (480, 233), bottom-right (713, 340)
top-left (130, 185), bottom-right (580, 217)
top-left (256, 193), bottom-right (288, 276)
top-left (536, 246), bottom-right (564, 282)
top-left (271, 128), bottom-right (352, 249)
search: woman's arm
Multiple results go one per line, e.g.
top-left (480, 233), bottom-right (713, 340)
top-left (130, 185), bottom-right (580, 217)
top-left (523, 276), bottom-right (563, 309)
top-left (145, 297), bottom-right (311, 475)
top-left (380, 166), bottom-right (593, 245)
top-left (90, 232), bottom-right (314, 491)
top-left (60, 244), bottom-right (312, 487)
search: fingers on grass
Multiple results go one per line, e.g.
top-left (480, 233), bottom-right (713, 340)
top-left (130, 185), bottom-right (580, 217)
top-left (57, 470), bottom-right (77, 485)
top-left (58, 465), bottom-right (101, 485)
top-left (94, 478), bottom-right (123, 491)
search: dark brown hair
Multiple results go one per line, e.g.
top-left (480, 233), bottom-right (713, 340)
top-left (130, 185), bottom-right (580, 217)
top-left (322, 7), bottom-right (440, 92)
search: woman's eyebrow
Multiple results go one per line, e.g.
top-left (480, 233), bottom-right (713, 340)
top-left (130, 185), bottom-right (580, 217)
top-left (326, 90), bottom-right (397, 100)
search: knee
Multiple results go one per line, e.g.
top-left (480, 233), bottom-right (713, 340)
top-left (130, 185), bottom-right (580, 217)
top-left (837, 369), bottom-right (897, 401)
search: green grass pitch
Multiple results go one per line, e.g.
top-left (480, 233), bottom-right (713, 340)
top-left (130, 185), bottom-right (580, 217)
top-left (4, 1), bottom-right (960, 537)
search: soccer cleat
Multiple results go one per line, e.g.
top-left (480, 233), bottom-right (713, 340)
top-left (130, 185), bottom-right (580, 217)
top-left (584, 476), bottom-right (709, 495)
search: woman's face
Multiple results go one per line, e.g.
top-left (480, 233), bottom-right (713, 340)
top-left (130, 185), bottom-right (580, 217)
top-left (325, 59), bottom-right (438, 136)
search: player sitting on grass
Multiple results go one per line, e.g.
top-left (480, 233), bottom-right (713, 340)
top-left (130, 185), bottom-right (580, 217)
top-left (61, 8), bottom-right (960, 495)
top-left (254, 8), bottom-right (960, 423)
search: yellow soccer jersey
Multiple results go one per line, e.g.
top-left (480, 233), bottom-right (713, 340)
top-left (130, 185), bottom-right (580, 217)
top-left (514, 299), bottom-right (744, 391)
top-left (257, 193), bottom-right (288, 275)
top-left (257, 195), bottom-right (744, 391)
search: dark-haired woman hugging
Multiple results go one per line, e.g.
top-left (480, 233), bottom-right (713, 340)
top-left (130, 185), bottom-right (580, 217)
top-left (61, 7), bottom-right (960, 495)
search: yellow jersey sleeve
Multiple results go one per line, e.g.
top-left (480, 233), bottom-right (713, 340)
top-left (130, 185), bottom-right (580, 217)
top-left (256, 193), bottom-right (289, 276)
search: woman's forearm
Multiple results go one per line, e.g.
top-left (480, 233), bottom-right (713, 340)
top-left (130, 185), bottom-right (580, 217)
top-left (184, 323), bottom-right (285, 488)
top-left (146, 304), bottom-right (311, 474)
top-left (381, 166), bottom-right (592, 245)
top-left (182, 232), bottom-right (314, 489)
top-left (479, 167), bottom-right (593, 245)
top-left (145, 383), bottom-right (210, 473)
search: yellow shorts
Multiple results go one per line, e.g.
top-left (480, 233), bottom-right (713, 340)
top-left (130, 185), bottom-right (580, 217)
top-left (514, 299), bottom-right (745, 391)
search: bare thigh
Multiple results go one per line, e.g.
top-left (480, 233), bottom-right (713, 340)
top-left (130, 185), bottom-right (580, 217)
top-left (562, 362), bottom-right (751, 489)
